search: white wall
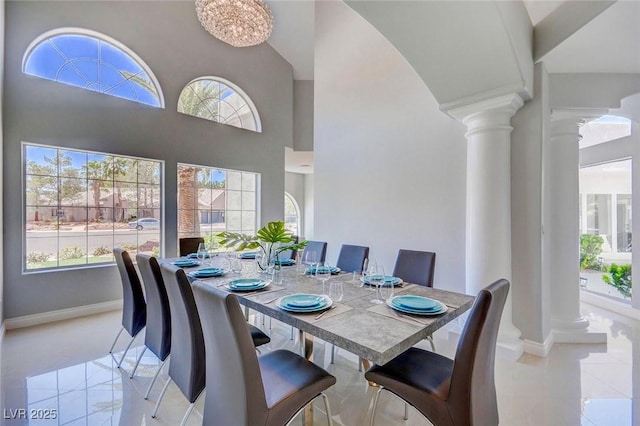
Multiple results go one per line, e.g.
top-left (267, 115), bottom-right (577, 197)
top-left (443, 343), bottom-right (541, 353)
top-left (285, 171), bottom-right (305, 237)
top-left (304, 173), bottom-right (314, 239)
top-left (314, 1), bottom-right (467, 290)
top-left (0, 0), bottom-right (4, 327)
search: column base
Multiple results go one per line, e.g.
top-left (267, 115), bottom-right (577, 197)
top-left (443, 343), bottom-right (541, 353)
top-left (552, 314), bottom-right (606, 343)
top-left (552, 328), bottom-right (607, 344)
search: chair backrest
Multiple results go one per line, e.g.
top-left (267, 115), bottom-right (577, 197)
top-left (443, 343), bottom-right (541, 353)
top-left (192, 281), bottom-right (268, 426)
top-left (179, 237), bottom-right (204, 257)
top-left (336, 244), bottom-right (370, 273)
top-left (448, 279), bottom-right (510, 425)
top-left (113, 248), bottom-right (146, 337)
top-left (392, 249), bottom-right (436, 287)
top-left (303, 240), bottom-right (328, 264)
top-left (136, 254), bottom-right (171, 361)
top-left (159, 263), bottom-right (206, 403)
top-left (277, 235), bottom-right (299, 261)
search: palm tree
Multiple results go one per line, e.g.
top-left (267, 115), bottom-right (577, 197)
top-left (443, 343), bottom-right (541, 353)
top-left (177, 80), bottom-right (224, 120)
top-left (86, 160), bottom-right (106, 221)
top-left (178, 166), bottom-right (200, 237)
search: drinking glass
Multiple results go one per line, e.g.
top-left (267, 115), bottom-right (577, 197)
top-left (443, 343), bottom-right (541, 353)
top-left (302, 250), bottom-right (317, 275)
top-left (329, 280), bottom-right (344, 302)
top-left (370, 264), bottom-right (386, 304)
top-left (314, 262), bottom-right (332, 295)
top-left (227, 252), bottom-right (242, 274)
top-left (197, 243), bottom-right (207, 265)
top-left (354, 258), bottom-right (369, 287)
top-left (378, 272), bottom-right (394, 302)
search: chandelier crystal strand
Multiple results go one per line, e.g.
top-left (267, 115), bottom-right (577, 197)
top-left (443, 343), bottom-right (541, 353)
top-left (195, 0), bottom-right (274, 48)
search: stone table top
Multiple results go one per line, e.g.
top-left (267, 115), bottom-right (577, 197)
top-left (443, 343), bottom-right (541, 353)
top-left (165, 257), bottom-right (475, 365)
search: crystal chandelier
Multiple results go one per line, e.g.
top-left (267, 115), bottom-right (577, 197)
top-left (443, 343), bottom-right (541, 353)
top-left (195, 0), bottom-right (274, 48)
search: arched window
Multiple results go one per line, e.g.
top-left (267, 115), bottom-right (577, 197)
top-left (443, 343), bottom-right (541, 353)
top-left (284, 192), bottom-right (300, 236)
top-left (22, 28), bottom-right (164, 108)
top-left (177, 77), bottom-right (262, 132)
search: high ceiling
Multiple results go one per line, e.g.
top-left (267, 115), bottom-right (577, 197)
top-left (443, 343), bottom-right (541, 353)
top-left (265, 0), bottom-right (640, 173)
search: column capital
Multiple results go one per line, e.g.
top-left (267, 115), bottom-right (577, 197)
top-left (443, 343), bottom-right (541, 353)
top-left (447, 93), bottom-right (524, 124)
top-left (447, 93), bottom-right (525, 138)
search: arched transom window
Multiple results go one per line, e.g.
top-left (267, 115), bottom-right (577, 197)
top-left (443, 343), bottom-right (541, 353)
top-left (177, 77), bottom-right (262, 133)
top-left (22, 28), bottom-right (164, 108)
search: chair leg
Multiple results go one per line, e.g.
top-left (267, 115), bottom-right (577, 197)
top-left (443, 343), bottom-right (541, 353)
top-left (370, 386), bottom-right (385, 426)
top-left (290, 326), bottom-right (294, 340)
top-left (117, 334), bottom-right (137, 368)
top-left (427, 334), bottom-right (436, 352)
top-left (109, 327), bottom-right (124, 354)
top-left (151, 377), bottom-right (172, 418)
top-left (331, 344), bottom-right (335, 364)
top-left (180, 391), bottom-right (205, 426)
top-left (144, 357), bottom-right (168, 400)
top-left (404, 402), bottom-right (409, 420)
top-left (284, 393), bottom-right (333, 426)
top-left (358, 357), bottom-right (363, 372)
top-left (321, 392), bottom-right (333, 426)
top-left (129, 346), bottom-right (147, 378)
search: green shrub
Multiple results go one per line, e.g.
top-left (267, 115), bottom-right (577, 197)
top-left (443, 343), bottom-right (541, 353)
top-left (120, 244), bottom-right (137, 251)
top-left (580, 234), bottom-right (604, 270)
top-left (602, 263), bottom-right (632, 297)
top-left (151, 246), bottom-right (160, 257)
top-left (27, 252), bottom-right (51, 264)
top-left (93, 246), bottom-right (112, 256)
top-left (59, 247), bottom-right (86, 260)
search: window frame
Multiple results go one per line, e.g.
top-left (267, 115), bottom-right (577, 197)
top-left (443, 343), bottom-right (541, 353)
top-left (177, 163), bottom-right (260, 245)
top-left (177, 76), bottom-right (262, 132)
top-left (22, 142), bottom-right (164, 273)
top-left (22, 27), bottom-right (165, 108)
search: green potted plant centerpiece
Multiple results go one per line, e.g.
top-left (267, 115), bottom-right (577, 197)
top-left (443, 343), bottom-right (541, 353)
top-left (217, 221), bottom-right (308, 271)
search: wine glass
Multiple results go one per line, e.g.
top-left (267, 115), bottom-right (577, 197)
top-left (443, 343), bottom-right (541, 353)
top-left (378, 270), bottom-right (394, 302)
top-left (314, 262), bottom-right (332, 295)
top-left (197, 242), bottom-right (207, 265)
top-left (302, 250), bottom-right (317, 275)
top-left (353, 258), bottom-right (369, 287)
top-left (370, 263), bottom-right (386, 304)
top-left (329, 280), bottom-right (344, 302)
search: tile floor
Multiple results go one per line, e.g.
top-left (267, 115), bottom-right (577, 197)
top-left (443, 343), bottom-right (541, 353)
top-left (1, 302), bottom-right (638, 425)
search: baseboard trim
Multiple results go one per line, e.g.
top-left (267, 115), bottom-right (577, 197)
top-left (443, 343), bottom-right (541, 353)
top-left (4, 300), bottom-right (121, 330)
top-left (523, 334), bottom-right (554, 357)
top-left (581, 291), bottom-right (640, 321)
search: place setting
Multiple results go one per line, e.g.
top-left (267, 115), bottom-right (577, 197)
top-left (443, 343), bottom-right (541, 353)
top-left (187, 267), bottom-right (228, 279)
top-left (172, 258), bottom-right (200, 268)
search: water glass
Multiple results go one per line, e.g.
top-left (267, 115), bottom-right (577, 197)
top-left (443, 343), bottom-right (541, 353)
top-left (329, 280), bottom-right (344, 302)
top-left (197, 243), bottom-right (207, 265)
top-left (227, 253), bottom-right (242, 274)
top-left (370, 263), bottom-right (386, 304)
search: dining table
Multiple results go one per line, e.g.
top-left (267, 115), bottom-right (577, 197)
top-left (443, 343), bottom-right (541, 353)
top-left (165, 254), bottom-right (475, 424)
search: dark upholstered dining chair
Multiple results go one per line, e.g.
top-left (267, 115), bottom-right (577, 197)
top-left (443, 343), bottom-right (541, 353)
top-left (336, 244), bottom-right (369, 273)
top-left (392, 249), bottom-right (436, 288)
top-left (134, 254), bottom-right (171, 399)
top-left (179, 237), bottom-right (204, 257)
top-left (303, 240), bottom-right (328, 264)
top-left (155, 263), bottom-right (205, 425)
top-left (191, 281), bottom-right (337, 426)
top-left (365, 279), bottom-right (510, 426)
top-left (155, 264), bottom-right (271, 425)
top-left (110, 249), bottom-right (146, 368)
top-left (392, 249), bottom-right (438, 351)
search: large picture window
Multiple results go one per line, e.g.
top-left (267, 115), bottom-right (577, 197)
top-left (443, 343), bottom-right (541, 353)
top-left (24, 143), bottom-right (163, 271)
top-left (177, 164), bottom-right (258, 244)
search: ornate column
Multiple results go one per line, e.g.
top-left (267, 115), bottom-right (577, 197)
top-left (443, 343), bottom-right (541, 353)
top-left (547, 110), bottom-right (606, 343)
top-left (449, 93), bottom-right (524, 360)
